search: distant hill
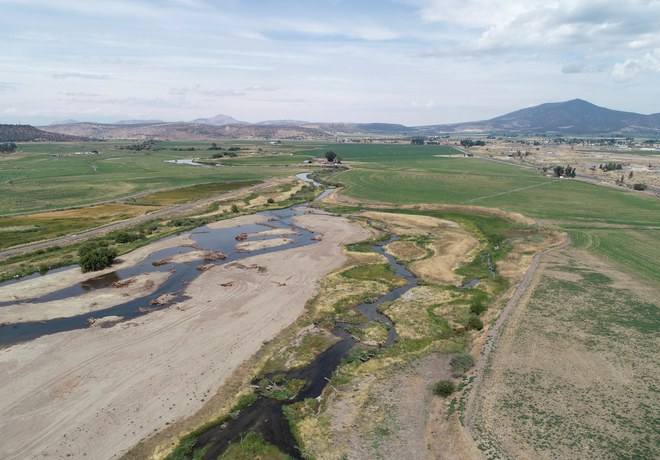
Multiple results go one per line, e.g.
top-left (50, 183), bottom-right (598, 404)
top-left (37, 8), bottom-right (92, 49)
top-left (37, 99), bottom-right (660, 139)
top-left (0, 124), bottom-right (85, 142)
top-left (192, 114), bottom-right (247, 126)
top-left (42, 122), bottom-right (332, 140)
top-left (418, 99), bottom-right (660, 135)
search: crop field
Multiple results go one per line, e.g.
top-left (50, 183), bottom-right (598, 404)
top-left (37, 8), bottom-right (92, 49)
top-left (0, 142), bottom-right (307, 215)
top-left (298, 143), bottom-right (458, 163)
top-left (568, 227), bottom-right (660, 283)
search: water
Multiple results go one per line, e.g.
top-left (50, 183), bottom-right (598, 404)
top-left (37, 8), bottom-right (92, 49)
top-left (0, 206), bottom-right (320, 346)
top-left (188, 238), bottom-right (418, 459)
top-left (164, 159), bottom-right (207, 166)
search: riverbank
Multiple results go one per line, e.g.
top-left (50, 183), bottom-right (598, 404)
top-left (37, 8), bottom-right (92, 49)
top-left (0, 210), bottom-right (369, 459)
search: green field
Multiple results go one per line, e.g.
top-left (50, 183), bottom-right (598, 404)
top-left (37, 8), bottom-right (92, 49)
top-left (0, 142), bottom-right (307, 215)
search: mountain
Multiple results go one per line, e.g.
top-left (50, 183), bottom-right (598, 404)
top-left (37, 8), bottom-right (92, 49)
top-left (0, 124), bottom-right (85, 142)
top-left (192, 114), bottom-right (247, 126)
top-left (255, 119), bottom-right (309, 126)
top-left (418, 99), bottom-right (660, 135)
top-left (115, 119), bottom-right (164, 125)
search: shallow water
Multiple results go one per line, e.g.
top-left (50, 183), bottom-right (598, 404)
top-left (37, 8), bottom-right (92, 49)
top-left (0, 206), bottom-right (319, 346)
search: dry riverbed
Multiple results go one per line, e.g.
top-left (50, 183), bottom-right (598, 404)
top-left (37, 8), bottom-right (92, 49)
top-left (0, 211), bottom-right (369, 460)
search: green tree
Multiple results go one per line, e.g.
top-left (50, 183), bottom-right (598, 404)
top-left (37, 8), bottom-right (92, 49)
top-left (433, 380), bottom-right (455, 397)
top-left (411, 136), bottom-right (425, 145)
top-left (78, 241), bottom-right (117, 273)
top-left (324, 150), bottom-right (338, 162)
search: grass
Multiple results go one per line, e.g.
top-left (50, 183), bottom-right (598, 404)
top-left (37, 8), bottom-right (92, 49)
top-left (219, 432), bottom-right (292, 459)
top-left (132, 180), bottom-right (260, 205)
top-left (474, 253), bottom-right (659, 459)
top-left (568, 227), bottom-right (660, 283)
top-left (0, 203), bottom-right (159, 250)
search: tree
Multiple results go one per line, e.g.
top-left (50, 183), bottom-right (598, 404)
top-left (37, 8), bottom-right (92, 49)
top-left (633, 183), bottom-right (647, 191)
top-left (324, 150), bottom-right (339, 162)
top-left (78, 241), bottom-right (117, 273)
top-left (0, 142), bottom-right (17, 153)
top-left (460, 139), bottom-right (474, 148)
top-left (411, 136), bottom-right (425, 145)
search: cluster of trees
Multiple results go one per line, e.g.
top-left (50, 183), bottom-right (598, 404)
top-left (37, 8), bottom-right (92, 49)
top-left (324, 151), bottom-right (341, 163)
top-left (600, 162), bottom-right (623, 172)
top-left (118, 140), bottom-right (154, 151)
top-left (460, 139), bottom-right (486, 147)
top-left (78, 241), bottom-right (117, 273)
top-left (411, 136), bottom-right (426, 145)
top-left (0, 142), bottom-right (17, 153)
top-left (633, 183), bottom-right (647, 191)
top-left (553, 165), bottom-right (576, 177)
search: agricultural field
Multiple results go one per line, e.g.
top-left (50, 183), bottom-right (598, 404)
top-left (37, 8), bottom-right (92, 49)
top-left (0, 141), bottom-right (310, 215)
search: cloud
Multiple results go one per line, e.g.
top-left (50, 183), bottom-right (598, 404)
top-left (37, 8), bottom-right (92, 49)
top-left (52, 72), bottom-right (110, 80)
top-left (0, 82), bottom-right (15, 91)
top-left (169, 85), bottom-right (246, 97)
top-left (561, 63), bottom-right (605, 74)
top-left (611, 48), bottom-right (660, 81)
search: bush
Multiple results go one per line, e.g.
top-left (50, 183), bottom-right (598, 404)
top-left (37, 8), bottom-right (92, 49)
top-left (230, 204), bottom-right (240, 213)
top-left (633, 183), bottom-right (647, 191)
top-left (114, 231), bottom-right (139, 244)
top-left (470, 300), bottom-right (487, 315)
top-left (466, 315), bottom-right (483, 330)
top-left (78, 241), bottom-right (117, 273)
top-left (433, 380), bottom-right (455, 397)
top-left (267, 197), bottom-right (275, 204)
top-left (450, 353), bottom-right (475, 376)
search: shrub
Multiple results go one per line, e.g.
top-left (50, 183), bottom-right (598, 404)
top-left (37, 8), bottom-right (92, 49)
top-left (433, 380), bottom-right (455, 397)
top-left (633, 183), bottom-right (647, 191)
top-left (267, 197), bottom-right (275, 204)
top-left (78, 241), bottom-right (117, 272)
top-left (230, 204), bottom-right (240, 213)
top-left (466, 315), bottom-right (483, 330)
top-left (114, 231), bottom-right (139, 244)
top-left (470, 300), bottom-right (487, 315)
top-left (450, 353), bottom-right (475, 376)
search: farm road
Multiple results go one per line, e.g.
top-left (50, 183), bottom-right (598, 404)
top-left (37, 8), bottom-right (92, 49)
top-left (0, 179), bottom-right (277, 261)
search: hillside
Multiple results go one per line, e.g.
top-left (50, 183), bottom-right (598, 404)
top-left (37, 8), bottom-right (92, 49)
top-left (0, 124), bottom-right (85, 142)
top-left (38, 99), bottom-right (660, 139)
top-left (419, 99), bottom-right (660, 135)
top-left (43, 121), bottom-right (332, 140)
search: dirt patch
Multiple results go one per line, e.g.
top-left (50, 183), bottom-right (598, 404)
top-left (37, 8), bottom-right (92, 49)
top-left (363, 210), bottom-right (461, 234)
top-left (235, 237), bottom-right (294, 252)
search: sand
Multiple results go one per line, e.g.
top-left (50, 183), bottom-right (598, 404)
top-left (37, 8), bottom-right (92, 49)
top-left (235, 237), bottom-right (293, 252)
top-left (0, 211), bottom-right (369, 460)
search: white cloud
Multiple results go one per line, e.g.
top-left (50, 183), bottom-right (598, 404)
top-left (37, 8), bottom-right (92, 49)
top-left (611, 48), bottom-right (660, 81)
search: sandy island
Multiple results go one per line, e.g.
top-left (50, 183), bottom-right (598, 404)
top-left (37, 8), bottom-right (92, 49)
top-left (0, 210), bottom-right (369, 460)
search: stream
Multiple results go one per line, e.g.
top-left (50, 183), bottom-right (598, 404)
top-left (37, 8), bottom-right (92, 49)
top-left (190, 237), bottom-right (418, 459)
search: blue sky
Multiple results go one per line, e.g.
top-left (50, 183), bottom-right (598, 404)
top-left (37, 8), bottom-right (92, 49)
top-left (1, 0), bottom-right (659, 125)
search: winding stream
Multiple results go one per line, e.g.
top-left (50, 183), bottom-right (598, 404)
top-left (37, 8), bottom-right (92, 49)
top-left (189, 237), bottom-right (418, 459)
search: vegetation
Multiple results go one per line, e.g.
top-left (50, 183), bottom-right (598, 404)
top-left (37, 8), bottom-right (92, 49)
top-left (0, 142), bottom-right (17, 153)
top-left (450, 353), bottom-right (475, 376)
top-left (433, 380), bottom-right (456, 397)
top-left (77, 240), bottom-right (117, 272)
top-left (553, 164), bottom-right (576, 177)
top-left (219, 432), bottom-right (292, 460)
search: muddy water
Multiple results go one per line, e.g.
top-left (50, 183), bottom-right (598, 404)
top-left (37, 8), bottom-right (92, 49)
top-left (191, 238), bottom-right (418, 459)
top-left (0, 206), bottom-right (320, 346)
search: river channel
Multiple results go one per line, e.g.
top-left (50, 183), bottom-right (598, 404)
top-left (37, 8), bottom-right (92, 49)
top-left (0, 173), bottom-right (420, 458)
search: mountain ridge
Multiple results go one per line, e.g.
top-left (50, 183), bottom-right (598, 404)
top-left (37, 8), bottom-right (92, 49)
top-left (32, 99), bottom-right (660, 139)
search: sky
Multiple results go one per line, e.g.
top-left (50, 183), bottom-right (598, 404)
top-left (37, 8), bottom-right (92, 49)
top-left (1, 0), bottom-right (659, 125)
